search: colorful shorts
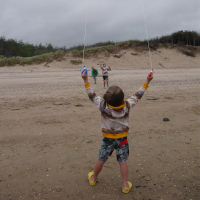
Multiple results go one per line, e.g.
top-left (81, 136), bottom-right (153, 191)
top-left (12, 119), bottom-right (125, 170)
top-left (98, 137), bottom-right (129, 162)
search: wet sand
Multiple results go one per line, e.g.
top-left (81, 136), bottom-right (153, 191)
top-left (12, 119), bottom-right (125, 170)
top-left (0, 66), bottom-right (199, 200)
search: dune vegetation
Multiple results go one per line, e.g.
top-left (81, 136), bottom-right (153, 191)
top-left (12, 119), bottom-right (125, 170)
top-left (0, 30), bottom-right (199, 67)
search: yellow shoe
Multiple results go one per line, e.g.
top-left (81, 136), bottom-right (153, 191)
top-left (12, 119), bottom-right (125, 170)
top-left (122, 181), bottom-right (132, 193)
top-left (88, 172), bottom-right (96, 186)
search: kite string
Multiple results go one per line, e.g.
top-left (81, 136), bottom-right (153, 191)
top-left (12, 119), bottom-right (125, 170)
top-left (82, 0), bottom-right (152, 69)
top-left (140, 0), bottom-right (153, 69)
top-left (82, 0), bottom-right (89, 67)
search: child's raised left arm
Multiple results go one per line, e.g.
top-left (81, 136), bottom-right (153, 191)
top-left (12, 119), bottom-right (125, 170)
top-left (82, 71), bottom-right (89, 85)
top-left (81, 71), bottom-right (103, 110)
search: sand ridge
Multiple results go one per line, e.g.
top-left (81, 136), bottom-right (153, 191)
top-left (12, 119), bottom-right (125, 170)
top-left (0, 49), bottom-right (200, 199)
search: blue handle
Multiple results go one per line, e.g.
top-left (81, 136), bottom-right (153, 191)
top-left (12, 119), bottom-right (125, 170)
top-left (81, 66), bottom-right (88, 75)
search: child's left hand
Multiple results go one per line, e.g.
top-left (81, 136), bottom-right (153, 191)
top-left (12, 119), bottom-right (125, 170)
top-left (81, 71), bottom-right (88, 83)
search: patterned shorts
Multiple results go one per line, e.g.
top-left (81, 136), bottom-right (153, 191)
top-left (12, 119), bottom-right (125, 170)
top-left (98, 137), bottom-right (129, 162)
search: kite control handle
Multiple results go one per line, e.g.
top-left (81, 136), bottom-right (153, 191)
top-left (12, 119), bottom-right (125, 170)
top-left (148, 69), bottom-right (154, 77)
top-left (81, 66), bottom-right (88, 75)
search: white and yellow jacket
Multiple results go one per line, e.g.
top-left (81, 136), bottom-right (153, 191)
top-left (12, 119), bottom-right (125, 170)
top-left (85, 83), bottom-right (148, 139)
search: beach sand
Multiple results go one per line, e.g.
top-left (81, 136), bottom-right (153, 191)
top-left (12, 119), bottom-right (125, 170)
top-left (0, 47), bottom-right (200, 200)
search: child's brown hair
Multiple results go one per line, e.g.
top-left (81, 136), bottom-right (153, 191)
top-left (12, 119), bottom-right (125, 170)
top-left (103, 86), bottom-right (124, 107)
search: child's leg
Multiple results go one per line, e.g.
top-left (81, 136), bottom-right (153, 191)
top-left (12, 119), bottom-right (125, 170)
top-left (119, 161), bottom-right (129, 188)
top-left (93, 76), bottom-right (96, 84)
top-left (90, 160), bottom-right (106, 182)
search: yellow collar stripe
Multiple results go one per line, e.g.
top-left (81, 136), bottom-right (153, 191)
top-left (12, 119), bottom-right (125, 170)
top-left (108, 101), bottom-right (126, 110)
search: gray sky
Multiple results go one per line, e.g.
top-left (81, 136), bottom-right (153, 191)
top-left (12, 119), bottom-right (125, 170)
top-left (0, 0), bottom-right (199, 48)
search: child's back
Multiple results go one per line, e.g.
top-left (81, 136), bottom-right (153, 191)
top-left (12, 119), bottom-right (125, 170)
top-left (82, 69), bottom-right (153, 193)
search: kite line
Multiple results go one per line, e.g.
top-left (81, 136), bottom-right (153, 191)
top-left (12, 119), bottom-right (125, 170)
top-left (82, 0), bottom-right (89, 67)
top-left (140, 0), bottom-right (153, 69)
top-left (82, 0), bottom-right (153, 69)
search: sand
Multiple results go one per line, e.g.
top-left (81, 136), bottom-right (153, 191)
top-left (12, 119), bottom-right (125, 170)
top-left (0, 48), bottom-right (200, 200)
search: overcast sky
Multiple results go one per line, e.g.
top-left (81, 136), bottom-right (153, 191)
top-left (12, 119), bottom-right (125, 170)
top-left (0, 0), bottom-right (199, 48)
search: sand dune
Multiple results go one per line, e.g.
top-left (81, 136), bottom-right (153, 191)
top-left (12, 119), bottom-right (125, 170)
top-left (0, 47), bottom-right (199, 199)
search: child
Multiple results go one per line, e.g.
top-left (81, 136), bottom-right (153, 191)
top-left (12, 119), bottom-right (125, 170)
top-left (81, 70), bottom-right (153, 193)
top-left (100, 62), bottom-right (111, 88)
top-left (91, 66), bottom-right (98, 84)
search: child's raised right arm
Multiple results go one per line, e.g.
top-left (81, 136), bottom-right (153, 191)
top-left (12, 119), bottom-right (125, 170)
top-left (127, 71), bottom-right (153, 110)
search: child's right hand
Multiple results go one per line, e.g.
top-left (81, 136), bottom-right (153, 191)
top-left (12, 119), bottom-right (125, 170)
top-left (147, 73), bottom-right (153, 81)
top-left (146, 70), bottom-right (154, 85)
